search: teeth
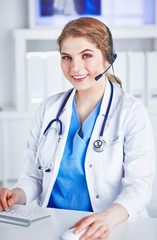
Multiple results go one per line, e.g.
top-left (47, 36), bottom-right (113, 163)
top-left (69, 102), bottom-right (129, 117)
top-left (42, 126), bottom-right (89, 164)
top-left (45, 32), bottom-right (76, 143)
top-left (73, 74), bottom-right (88, 79)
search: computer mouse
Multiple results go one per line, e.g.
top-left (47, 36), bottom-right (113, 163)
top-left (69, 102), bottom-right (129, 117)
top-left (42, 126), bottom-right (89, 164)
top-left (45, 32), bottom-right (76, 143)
top-left (62, 227), bottom-right (87, 240)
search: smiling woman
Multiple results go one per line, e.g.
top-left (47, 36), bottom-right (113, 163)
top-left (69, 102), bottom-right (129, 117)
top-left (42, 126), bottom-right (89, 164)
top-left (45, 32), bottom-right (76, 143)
top-left (60, 37), bottom-right (107, 93)
top-left (0, 17), bottom-right (155, 240)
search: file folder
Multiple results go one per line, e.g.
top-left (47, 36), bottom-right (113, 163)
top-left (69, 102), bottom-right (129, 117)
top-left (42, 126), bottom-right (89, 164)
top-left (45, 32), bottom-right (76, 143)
top-left (26, 52), bottom-right (45, 111)
top-left (147, 51), bottom-right (157, 108)
top-left (45, 51), bottom-right (65, 96)
top-left (128, 51), bottom-right (145, 104)
top-left (113, 51), bottom-right (128, 92)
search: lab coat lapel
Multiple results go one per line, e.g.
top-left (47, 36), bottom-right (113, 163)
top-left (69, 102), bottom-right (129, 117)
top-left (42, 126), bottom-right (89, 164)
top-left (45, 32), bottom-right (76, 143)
top-left (87, 79), bottom-right (116, 153)
top-left (54, 88), bottom-right (76, 159)
top-left (42, 89), bottom-right (76, 207)
top-left (40, 88), bottom-right (75, 171)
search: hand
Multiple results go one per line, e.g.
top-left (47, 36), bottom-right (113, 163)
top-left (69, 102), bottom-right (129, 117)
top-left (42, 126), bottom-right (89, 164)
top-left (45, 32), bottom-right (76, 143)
top-left (71, 204), bottom-right (129, 240)
top-left (71, 212), bottom-right (112, 240)
top-left (0, 188), bottom-right (18, 211)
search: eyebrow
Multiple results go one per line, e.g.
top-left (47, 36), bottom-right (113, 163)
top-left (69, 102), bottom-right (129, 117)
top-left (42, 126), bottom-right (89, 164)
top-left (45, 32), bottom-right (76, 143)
top-left (61, 49), bottom-right (94, 55)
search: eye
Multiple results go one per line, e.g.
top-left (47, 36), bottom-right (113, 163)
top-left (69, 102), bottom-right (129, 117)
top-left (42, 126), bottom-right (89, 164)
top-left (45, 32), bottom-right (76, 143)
top-left (62, 56), bottom-right (72, 60)
top-left (83, 54), bottom-right (92, 59)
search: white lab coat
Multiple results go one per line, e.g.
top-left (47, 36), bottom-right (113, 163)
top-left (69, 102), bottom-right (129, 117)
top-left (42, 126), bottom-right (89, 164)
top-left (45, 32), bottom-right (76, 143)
top-left (15, 79), bottom-right (156, 218)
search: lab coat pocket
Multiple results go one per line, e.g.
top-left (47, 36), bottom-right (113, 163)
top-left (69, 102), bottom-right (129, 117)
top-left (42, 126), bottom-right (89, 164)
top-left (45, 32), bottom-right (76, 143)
top-left (104, 134), bottom-right (123, 160)
top-left (100, 135), bottom-right (123, 182)
top-left (106, 135), bottom-right (121, 148)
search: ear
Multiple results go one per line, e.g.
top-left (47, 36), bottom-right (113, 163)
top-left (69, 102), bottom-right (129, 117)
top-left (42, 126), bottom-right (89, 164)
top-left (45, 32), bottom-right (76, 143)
top-left (104, 59), bottom-right (110, 69)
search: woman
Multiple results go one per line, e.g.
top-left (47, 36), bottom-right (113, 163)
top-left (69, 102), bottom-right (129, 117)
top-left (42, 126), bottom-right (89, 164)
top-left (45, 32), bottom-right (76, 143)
top-left (0, 17), bottom-right (155, 240)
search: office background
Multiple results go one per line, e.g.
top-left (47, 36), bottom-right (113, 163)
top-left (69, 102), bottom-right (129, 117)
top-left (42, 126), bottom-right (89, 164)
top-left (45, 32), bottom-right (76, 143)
top-left (0, 0), bottom-right (157, 217)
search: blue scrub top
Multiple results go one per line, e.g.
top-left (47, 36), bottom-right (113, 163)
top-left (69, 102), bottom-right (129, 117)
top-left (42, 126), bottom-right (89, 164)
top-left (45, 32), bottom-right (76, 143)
top-left (47, 97), bottom-right (102, 211)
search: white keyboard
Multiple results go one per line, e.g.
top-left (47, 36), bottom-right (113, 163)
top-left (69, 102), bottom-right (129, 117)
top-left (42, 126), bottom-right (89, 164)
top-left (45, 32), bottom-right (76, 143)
top-left (0, 204), bottom-right (51, 227)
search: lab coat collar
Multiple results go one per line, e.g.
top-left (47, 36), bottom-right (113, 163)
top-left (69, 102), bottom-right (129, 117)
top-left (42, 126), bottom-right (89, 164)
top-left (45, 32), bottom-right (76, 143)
top-left (85, 79), bottom-right (115, 153)
top-left (61, 78), bottom-right (111, 114)
top-left (98, 77), bottom-right (115, 132)
top-left (99, 77), bottom-right (112, 117)
top-left (61, 78), bottom-right (113, 126)
top-left (61, 88), bottom-right (76, 114)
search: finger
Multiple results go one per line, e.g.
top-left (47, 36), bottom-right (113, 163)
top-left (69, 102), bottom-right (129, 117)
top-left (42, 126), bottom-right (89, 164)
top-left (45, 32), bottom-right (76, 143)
top-left (70, 216), bottom-right (89, 228)
top-left (7, 193), bottom-right (18, 207)
top-left (0, 189), bottom-right (16, 211)
top-left (74, 215), bottom-right (96, 233)
top-left (98, 229), bottom-right (110, 239)
top-left (0, 203), bottom-right (4, 212)
top-left (80, 222), bottom-right (104, 240)
top-left (90, 226), bottom-right (108, 240)
top-left (0, 192), bottom-right (10, 211)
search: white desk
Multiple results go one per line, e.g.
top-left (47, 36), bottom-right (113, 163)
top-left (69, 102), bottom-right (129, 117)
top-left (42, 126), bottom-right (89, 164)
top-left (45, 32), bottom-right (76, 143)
top-left (0, 206), bottom-right (157, 240)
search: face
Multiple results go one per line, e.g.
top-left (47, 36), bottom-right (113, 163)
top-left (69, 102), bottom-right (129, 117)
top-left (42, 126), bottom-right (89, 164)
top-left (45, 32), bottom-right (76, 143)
top-left (60, 36), bottom-right (109, 91)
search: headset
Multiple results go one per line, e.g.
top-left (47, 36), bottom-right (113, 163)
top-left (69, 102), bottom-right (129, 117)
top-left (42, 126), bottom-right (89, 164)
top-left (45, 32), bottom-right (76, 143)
top-left (105, 25), bottom-right (117, 65)
top-left (95, 24), bottom-right (117, 81)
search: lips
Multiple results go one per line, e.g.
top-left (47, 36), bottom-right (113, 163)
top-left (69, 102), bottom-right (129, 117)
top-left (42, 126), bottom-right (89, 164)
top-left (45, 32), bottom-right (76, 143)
top-left (72, 74), bottom-right (88, 82)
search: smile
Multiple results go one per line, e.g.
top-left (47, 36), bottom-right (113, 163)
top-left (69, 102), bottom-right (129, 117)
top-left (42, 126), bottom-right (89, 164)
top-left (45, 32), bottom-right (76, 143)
top-left (72, 74), bottom-right (88, 81)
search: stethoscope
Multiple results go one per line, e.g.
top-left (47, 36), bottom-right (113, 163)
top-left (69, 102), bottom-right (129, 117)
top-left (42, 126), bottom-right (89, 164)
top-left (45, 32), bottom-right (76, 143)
top-left (35, 80), bottom-right (113, 172)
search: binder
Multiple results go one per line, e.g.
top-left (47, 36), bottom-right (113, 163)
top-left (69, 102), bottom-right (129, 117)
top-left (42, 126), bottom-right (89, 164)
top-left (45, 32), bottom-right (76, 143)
top-left (147, 51), bottom-right (157, 108)
top-left (26, 52), bottom-right (45, 111)
top-left (128, 51), bottom-right (145, 104)
top-left (113, 51), bottom-right (128, 91)
top-left (45, 51), bottom-right (65, 96)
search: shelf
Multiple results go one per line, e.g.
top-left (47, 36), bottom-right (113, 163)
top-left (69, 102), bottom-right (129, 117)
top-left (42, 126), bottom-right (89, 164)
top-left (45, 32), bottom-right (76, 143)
top-left (111, 25), bottom-right (157, 39)
top-left (12, 26), bottom-right (157, 111)
top-left (13, 25), bottom-right (157, 40)
top-left (13, 28), bottom-right (62, 40)
top-left (0, 111), bottom-right (33, 119)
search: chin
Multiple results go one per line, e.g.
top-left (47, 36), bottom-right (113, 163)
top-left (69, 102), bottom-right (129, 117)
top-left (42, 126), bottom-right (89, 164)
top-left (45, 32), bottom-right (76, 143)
top-left (75, 84), bottom-right (96, 92)
top-left (67, 78), bottom-right (97, 91)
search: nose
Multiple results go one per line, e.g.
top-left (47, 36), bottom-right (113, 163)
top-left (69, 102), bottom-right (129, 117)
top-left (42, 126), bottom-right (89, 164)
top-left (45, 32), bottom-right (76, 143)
top-left (70, 58), bottom-right (83, 73)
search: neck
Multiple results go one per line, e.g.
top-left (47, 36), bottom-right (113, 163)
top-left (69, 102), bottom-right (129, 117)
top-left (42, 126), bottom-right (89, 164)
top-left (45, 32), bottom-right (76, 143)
top-left (75, 77), bottom-right (107, 124)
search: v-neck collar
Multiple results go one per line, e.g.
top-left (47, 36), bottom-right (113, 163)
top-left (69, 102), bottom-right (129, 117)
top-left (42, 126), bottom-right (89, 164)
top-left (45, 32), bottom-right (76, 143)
top-left (73, 97), bottom-right (102, 141)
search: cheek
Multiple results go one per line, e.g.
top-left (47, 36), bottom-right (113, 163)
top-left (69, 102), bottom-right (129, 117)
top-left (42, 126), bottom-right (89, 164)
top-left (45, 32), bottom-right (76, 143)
top-left (89, 60), bottom-right (105, 76)
top-left (61, 62), bottom-right (68, 75)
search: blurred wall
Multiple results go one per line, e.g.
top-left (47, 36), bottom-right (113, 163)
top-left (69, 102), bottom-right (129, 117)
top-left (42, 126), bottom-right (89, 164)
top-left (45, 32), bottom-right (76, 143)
top-left (0, 0), bottom-right (28, 109)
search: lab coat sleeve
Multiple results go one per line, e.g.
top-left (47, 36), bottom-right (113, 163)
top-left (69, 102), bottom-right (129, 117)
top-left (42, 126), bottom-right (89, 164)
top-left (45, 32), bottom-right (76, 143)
top-left (114, 101), bottom-right (156, 217)
top-left (14, 102), bottom-right (46, 204)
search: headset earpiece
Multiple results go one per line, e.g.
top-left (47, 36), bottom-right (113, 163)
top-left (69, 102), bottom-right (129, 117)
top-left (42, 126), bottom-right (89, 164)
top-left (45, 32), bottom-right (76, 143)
top-left (105, 25), bottom-right (117, 65)
top-left (102, 25), bottom-right (121, 87)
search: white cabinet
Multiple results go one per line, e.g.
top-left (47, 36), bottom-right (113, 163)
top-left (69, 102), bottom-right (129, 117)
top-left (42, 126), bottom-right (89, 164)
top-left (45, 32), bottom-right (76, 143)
top-left (0, 112), bottom-right (33, 187)
top-left (13, 29), bottom-right (62, 111)
top-left (147, 109), bottom-right (157, 217)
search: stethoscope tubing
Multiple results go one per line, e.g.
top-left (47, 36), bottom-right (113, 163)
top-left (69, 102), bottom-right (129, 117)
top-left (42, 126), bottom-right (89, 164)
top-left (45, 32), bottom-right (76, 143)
top-left (35, 89), bottom-right (74, 172)
top-left (35, 80), bottom-right (113, 171)
top-left (100, 80), bottom-right (113, 137)
top-left (43, 89), bottom-right (74, 136)
top-left (43, 118), bottom-right (62, 136)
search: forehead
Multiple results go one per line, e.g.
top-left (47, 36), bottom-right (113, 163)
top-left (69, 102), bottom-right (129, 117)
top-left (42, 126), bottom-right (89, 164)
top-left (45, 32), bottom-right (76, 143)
top-left (60, 36), bottom-right (100, 53)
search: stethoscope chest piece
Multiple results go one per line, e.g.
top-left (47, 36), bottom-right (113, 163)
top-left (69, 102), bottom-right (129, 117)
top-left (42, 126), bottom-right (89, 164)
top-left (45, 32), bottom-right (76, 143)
top-left (93, 138), bottom-right (106, 152)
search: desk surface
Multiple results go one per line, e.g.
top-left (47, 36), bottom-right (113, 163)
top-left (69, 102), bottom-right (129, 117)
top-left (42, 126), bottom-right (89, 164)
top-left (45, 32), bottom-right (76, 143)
top-left (0, 206), bottom-right (157, 240)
